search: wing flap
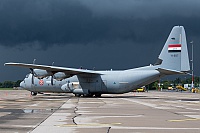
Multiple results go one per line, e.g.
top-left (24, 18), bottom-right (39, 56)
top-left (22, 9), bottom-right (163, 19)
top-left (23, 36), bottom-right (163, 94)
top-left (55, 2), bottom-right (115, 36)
top-left (5, 62), bottom-right (103, 75)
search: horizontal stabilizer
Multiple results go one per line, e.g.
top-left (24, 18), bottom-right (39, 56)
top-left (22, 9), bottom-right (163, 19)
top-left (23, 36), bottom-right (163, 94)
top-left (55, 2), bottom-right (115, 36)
top-left (156, 68), bottom-right (186, 75)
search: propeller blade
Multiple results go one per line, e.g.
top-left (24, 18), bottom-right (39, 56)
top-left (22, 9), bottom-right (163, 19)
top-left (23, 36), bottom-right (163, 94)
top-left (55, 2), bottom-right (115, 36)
top-left (30, 68), bottom-right (37, 77)
top-left (31, 74), bottom-right (34, 85)
top-left (51, 76), bottom-right (54, 85)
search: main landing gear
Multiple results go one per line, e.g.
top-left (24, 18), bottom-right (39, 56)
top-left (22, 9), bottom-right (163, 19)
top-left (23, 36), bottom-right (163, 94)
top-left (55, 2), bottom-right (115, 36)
top-left (94, 93), bottom-right (101, 97)
top-left (75, 94), bottom-right (81, 97)
top-left (74, 93), bottom-right (102, 97)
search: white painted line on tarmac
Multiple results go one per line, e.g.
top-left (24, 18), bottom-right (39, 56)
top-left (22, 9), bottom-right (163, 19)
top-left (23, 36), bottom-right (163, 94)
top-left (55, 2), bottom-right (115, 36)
top-left (185, 115), bottom-right (200, 119)
top-left (121, 98), bottom-right (157, 108)
top-left (111, 126), bottom-right (200, 130)
top-left (176, 112), bottom-right (197, 114)
top-left (0, 125), bottom-right (36, 128)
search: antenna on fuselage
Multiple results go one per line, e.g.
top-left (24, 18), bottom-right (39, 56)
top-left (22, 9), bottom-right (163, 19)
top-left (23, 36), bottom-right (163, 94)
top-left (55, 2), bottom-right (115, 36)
top-left (33, 59), bottom-right (36, 64)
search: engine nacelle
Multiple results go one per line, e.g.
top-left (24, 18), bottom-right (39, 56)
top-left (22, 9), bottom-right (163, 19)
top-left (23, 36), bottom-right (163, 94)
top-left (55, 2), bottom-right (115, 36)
top-left (61, 83), bottom-right (73, 92)
top-left (53, 72), bottom-right (71, 81)
top-left (33, 69), bottom-right (53, 79)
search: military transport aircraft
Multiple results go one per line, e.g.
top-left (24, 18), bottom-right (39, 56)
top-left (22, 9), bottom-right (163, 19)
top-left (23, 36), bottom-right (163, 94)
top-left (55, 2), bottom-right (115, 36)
top-left (5, 26), bottom-right (190, 97)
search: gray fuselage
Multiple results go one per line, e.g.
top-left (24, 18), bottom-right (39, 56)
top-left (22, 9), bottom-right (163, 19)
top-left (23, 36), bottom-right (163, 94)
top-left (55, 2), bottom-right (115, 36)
top-left (20, 66), bottom-right (162, 94)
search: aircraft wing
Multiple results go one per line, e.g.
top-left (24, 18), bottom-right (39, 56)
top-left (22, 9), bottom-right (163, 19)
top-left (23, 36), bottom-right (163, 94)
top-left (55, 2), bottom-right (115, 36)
top-left (4, 62), bottom-right (103, 75)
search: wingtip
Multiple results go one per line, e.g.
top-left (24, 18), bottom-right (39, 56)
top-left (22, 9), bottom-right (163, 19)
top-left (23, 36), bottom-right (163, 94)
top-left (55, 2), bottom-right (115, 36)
top-left (4, 62), bottom-right (16, 66)
top-left (4, 63), bottom-right (10, 66)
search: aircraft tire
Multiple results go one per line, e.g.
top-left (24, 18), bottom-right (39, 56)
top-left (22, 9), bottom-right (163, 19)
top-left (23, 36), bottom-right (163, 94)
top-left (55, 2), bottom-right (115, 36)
top-left (95, 94), bottom-right (101, 97)
top-left (88, 93), bottom-right (94, 97)
top-left (83, 93), bottom-right (94, 97)
top-left (83, 94), bottom-right (88, 97)
top-left (75, 94), bottom-right (81, 97)
top-left (31, 91), bottom-right (37, 96)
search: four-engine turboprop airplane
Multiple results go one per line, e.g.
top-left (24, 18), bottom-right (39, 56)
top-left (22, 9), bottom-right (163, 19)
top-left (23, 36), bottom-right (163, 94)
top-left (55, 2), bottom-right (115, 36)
top-left (5, 26), bottom-right (190, 97)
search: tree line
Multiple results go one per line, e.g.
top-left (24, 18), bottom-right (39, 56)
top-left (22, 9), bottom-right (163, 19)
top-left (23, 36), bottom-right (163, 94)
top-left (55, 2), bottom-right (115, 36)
top-left (147, 76), bottom-right (200, 90)
top-left (0, 80), bottom-right (22, 88)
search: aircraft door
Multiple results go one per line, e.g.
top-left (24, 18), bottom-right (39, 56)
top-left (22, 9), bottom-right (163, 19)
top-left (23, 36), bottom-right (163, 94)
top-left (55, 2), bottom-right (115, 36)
top-left (93, 77), bottom-right (107, 93)
top-left (94, 78), bottom-right (101, 92)
top-left (89, 77), bottom-right (107, 93)
top-left (89, 76), bottom-right (107, 93)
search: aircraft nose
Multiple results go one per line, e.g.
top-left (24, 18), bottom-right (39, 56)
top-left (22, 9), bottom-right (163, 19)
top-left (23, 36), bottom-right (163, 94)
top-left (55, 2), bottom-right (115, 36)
top-left (20, 81), bottom-right (25, 88)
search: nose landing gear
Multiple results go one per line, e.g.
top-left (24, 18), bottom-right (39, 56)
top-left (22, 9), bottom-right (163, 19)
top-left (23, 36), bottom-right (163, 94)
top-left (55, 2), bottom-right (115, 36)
top-left (31, 91), bottom-right (37, 96)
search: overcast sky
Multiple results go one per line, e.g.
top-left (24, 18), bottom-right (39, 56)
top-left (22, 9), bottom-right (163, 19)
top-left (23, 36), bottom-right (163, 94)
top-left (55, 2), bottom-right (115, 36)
top-left (0, 0), bottom-right (200, 81)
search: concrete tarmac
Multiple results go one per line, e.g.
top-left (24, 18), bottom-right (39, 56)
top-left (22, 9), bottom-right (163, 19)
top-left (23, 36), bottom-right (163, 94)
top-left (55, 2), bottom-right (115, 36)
top-left (0, 90), bottom-right (199, 133)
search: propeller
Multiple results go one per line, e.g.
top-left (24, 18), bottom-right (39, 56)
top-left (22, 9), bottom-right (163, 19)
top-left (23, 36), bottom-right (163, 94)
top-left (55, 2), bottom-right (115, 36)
top-left (31, 74), bottom-right (34, 85)
top-left (30, 67), bottom-right (55, 85)
top-left (51, 76), bottom-right (54, 86)
top-left (30, 68), bottom-right (35, 85)
top-left (30, 59), bottom-right (36, 85)
top-left (29, 68), bottom-right (37, 76)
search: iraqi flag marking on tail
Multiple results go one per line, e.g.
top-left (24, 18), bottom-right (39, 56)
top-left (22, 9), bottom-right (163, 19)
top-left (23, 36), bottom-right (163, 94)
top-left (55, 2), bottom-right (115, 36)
top-left (168, 44), bottom-right (181, 52)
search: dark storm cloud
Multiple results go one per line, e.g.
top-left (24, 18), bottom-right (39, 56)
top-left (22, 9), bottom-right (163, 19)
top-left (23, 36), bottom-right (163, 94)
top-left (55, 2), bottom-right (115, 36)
top-left (0, 0), bottom-right (93, 46)
top-left (1, 0), bottom-right (200, 81)
top-left (0, 0), bottom-right (200, 49)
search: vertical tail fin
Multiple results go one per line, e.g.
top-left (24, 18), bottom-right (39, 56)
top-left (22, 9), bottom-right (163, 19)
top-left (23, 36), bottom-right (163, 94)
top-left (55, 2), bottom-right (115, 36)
top-left (155, 26), bottom-right (190, 72)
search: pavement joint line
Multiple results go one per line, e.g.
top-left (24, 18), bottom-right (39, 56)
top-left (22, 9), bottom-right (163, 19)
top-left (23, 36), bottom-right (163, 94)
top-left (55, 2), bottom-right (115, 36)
top-left (56, 123), bottom-right (121, 127)
top-left (72, 97), bottom-right (80, 125)
top-left (107, 127), bottom-right (111, 133)
top-left (30, 97), bottom-right (72, 132)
